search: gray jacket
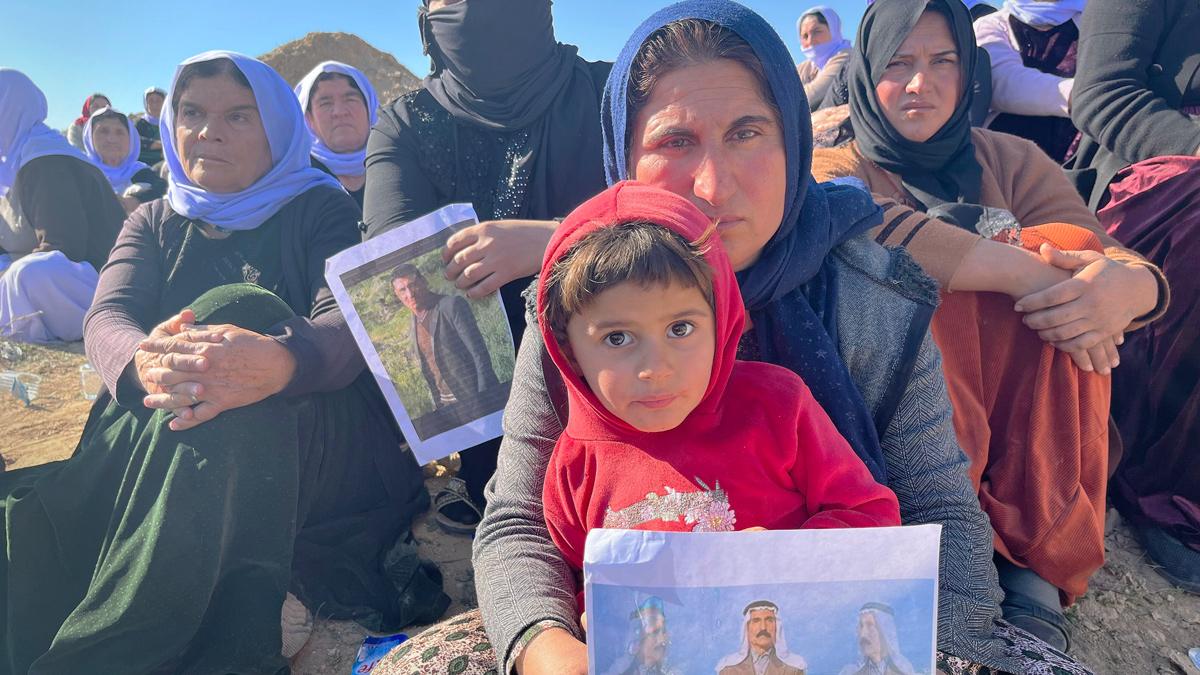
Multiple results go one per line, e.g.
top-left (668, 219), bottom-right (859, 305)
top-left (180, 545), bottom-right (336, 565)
top-left (473, 234), bottom-right (1014, 672)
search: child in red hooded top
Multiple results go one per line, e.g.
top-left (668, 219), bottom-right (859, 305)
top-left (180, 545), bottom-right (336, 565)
top-left (537, 181), bottom-right (901, 579)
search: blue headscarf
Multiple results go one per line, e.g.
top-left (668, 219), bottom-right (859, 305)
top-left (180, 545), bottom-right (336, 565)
top-left (161, 50), bottom-right (341, 232)
top-left (0, 69), bottom-right (87, 197)
top-left (799, 6), bottom-right (852, 69)
top-left (83, 108), bottom-right (148, 193)
top-left (601, 0), bottom-right (888, 482)
top-left (294, 61), bottom-right (379, 177)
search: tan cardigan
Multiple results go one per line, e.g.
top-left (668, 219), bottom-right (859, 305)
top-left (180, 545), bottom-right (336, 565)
top-left (812, 128), bottom-right (1169, 324)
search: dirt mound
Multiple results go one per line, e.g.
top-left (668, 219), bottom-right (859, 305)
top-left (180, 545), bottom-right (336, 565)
top-left (259, 32), bottom-right (423, 106)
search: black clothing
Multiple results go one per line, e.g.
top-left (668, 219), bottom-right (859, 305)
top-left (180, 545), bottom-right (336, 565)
top-left (849, 0), bottom-right (986, 225)
top-left (5, 155), bottom-right (124, 268)
top-left (135, 117), bottom-right (163, 166)
top-left (364, 62), bottom-right (611, 504)
top-left (1067, 0), bottom-right (1200, 208)
top-left (312, 156), bottom-right (365, 209)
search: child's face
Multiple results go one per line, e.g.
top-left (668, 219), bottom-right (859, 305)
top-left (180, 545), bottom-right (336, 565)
top-left (565, 280), bottom-right (715, 433)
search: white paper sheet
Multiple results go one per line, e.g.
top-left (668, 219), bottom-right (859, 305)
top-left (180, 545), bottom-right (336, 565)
top-left (584, 525), bottom-right (941, 675)
top-left (325, 203), bottom-right (516, 464)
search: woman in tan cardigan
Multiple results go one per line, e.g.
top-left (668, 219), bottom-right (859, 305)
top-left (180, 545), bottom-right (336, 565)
top-left (812, 0), bottom-right (1169, 653)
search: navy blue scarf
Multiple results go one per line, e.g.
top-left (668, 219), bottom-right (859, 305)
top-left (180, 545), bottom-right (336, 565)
top-left (601, 0), bottom-right (888, 483)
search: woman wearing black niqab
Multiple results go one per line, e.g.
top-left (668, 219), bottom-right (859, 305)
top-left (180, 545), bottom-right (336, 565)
top-left (364, 0), bottom-right (612, 532)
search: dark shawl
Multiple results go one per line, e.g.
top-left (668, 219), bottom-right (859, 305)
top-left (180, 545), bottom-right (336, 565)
top-left (601, 0), bottom-right (888, 483)
top-left (849, 0), bottom-right (985, 218)
top-left (415, 0), bottom-right (608, 221)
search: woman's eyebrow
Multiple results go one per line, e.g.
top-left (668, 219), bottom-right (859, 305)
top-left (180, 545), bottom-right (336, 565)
top-left (730, 114), bottom-right (774, 127)
top-left (644, 125), bottom-right (695, 143)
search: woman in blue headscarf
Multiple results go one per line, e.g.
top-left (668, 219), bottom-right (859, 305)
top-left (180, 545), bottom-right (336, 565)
top-left (0, 51), bottom-right (444, 674)
top-left (796, 5), bottom-right (853, 110)
top-left (82, 106), bottom-right (166, 213)
top-left (295, 60), bottom-right (379, 208)
top-left (376, 2), bottom-right (1092, 674)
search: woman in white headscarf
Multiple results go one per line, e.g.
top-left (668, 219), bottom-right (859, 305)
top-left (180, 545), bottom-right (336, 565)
top-left (796, 5), bottom-right (853, 111)
top-left (82, 107), bottom-right (166, 213)
top-left (136, 86), bottom-right (167, 166)
top-left (0, 69), bottom-right (125, 342)
top-left (295, 60), bottom-right (379, 208)
top-left (975, 0), bottom-right (1087, 161)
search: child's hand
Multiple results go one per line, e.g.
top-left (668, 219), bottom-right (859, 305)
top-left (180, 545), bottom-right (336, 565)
top-left (743, 526), bottom-right (766, 532)
top-left (580, 612), bottom-right (587, 632)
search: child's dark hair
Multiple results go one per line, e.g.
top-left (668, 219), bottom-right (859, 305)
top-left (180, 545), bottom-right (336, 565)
top-left (542, 220), bottom-right (716, 341)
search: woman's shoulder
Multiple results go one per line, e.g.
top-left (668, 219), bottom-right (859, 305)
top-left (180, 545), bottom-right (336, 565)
top-left (970, 127), bottom-right (1058, 174)
top-left (811, 141), bottom-right (865, 181)
top-left (380, 88), bottom-right (450, 132)
top-left (831, 233), bottom-right (940, 309)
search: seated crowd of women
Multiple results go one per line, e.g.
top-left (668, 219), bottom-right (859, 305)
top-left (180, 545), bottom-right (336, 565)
top-left (0, 0), bottom-right (1196, 673)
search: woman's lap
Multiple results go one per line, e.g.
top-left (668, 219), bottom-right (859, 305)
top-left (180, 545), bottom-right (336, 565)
top-left (1100, 156), bottom-right (1200, 541)
top-left (374, 610), bottom-right (1092, 675)
top-left (931, 223), bottom-right (1109, 600)
top-left (0, 287), bottom-right (430, 674)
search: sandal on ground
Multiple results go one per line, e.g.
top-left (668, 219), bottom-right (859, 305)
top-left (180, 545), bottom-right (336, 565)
top-left (1133, 522), bottom-right (1200, 593)
top-left (1001, 591), bottom-right (1071, 653)
top-left (433, 477), bottom-right (483, 536)
top-left (995, 554), bottom-right (1071, 652)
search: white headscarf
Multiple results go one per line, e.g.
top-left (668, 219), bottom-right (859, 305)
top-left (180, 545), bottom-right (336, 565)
top-left (714, 601), bottom-right (808, 673)
top-left (1003, 0), bottom-right (1086, 28)
top-left (294, 61), bottom-right (378, 178)
top-left (838, 603), bottom-right (916, 675)
top-left (143, 86), bottom-right (166, 125)
top-left (798, 6), bottom-right (852, 70)
top-left (83, 108), bottom-right (148, 193)
top-left (0, 69), bottom-right (87, 197)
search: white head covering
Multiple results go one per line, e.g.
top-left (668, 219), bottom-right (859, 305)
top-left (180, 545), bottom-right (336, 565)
top-left (161, 50), bottom-right (342, 232)
top-left (294, 61), bottom-right (378, 178)
top-left (83, 108), bottom-right (148, 193)
top-left (0, 69), bottom-right (87, 197)
top-left (714, 601), bottom-right (808, 673)
top-left (798, 6), bottom-right (853, 69)
top-left (1003, 0), bottom-right (1086, 28)
top-left (143, 86), bottom-right (166, 125)
top-left (838, 603), bottom-right (916, 675)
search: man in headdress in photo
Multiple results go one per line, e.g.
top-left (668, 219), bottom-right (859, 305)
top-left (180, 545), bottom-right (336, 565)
top-left (715, 600), bottom-right (807, 675)
top-left (604, 596), bottom-right (681, 675)
top-left (838, 602), bottom-right (916, 675)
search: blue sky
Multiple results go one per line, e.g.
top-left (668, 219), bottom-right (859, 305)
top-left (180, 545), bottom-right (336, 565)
top-left (2, 0), bottom-right (882, 130)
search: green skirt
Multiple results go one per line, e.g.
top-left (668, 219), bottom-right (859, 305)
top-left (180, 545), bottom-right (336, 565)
top-left (0, 285), bottom-right (446, 674)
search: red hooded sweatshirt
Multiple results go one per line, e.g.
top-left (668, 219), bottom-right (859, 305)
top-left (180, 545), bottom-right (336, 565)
top-left (537, 181), bottom-right (901, 575)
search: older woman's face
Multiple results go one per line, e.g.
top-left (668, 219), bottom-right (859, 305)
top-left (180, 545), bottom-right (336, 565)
top-left (873, 10), bottom-right (962, 143)
top-left (306, 75), bottom-right (370, 154)
top-left (630, 60), bottom-right (787, 273)
top-left (174, 74), bottom-right (273, 193)
top-left (92, 117), bottom-right (130, 167)
top-left (799, 16), bottom-right (832, 49)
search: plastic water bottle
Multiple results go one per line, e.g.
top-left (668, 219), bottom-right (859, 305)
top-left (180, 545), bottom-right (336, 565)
top-left (80, 363), bottom-right (102, 401)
